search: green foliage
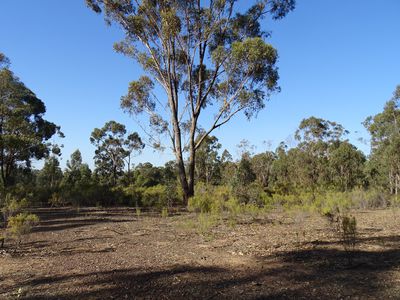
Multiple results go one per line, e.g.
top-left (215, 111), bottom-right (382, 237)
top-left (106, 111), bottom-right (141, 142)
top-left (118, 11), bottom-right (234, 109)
top-left (196, 212), bottom-right (218, 238)
top-left (295, 117), bottom-right (348, 143)
top-left (133, 163), bottom-right (164, 188)
top-left (314, 192), bottom-right (352, 216)
top-left (267, 117), bottom-right (368, 196)
top-left (7, 213), bottom-right (39, 244)
top-left (220, 160), bottom-right (236, 186)
top-left (0, 58), bottom-right (62, 188)
top-left (231, 155), bottom-right (270, 205)
top-left (188, 182), bottom-right (278, 233)
top-left (352, 188), bottom-right (389, 209)
top-left (120, 162), bottom-right (180, 208)
top-left (2, 194), bottom-right (29, 214)
top-left (123, 185), bottom-right (144, 207)
top-left (188, 183), bottom-right (273, 229)
top-left (35, 156), bottom-right (64, 204)
top-left (1, 194), bottom-right (29, 226)
top-left (90, 121), bottom-right (144, 186)
top-left (364, 86), bottom-right (400, 196)
top-left (271, 192), bottom-right (311, 209)
top-left (37, 156), bottom-right (63, 190)
top-left (328, 142), bottom-right (366, 191)
top-left (59, 149), bottom-right (108, 207)
top-left (243, 203), bottom-right (263, 219)
top-left (251, 151), bottom-right (276, 189)
top-left (188, 183), bottom-right (231, 214)
top-left (195, 135), bottom-right (222, 185)
top-left (135, 207), bottom-right (141, 218)
top-left (161, 207), bottom-right (168, 218)
top-left (188, 184), bottom-right (213, 213)
top-left (267, 189), bottom-right (394, 217)
top-left (48, 192), bottom-right (65, 207)
top-left (141, 184), bottom-right (168, 208)
top-left (224, 197), bottom-right (242, 217)
top-left (235, 157), bottom-right (256, 186)
top-left (233, 182), bottom-right (267, 206)
top-left (0, 52), bottom-right (10, 67)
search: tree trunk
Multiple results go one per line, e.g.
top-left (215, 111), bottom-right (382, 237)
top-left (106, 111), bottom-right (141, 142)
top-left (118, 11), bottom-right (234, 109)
top-left (176, 153), bottom-right (190, 204)
top-left (187, 144), bottom-right (195, 199)
top-left (171, 111), bottom-right (190, 204)
top-left (174, 143), bottom-right (195, 205)
top-left (174, 120), bottom-right (197, 206)
top-left (186, 119), bottom-right (198, 203)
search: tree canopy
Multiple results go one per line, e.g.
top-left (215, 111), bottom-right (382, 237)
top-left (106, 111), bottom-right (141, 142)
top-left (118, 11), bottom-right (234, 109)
top-left (90, 120), bottom-right (144, 185)
top-left (0, 53), bottom-right (62, 189)
top-left (364, 86), bottom-right (400, 196)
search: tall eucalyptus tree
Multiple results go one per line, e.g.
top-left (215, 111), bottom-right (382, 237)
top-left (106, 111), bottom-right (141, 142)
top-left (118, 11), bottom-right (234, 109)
top-left (86, 0), bottom-right (295, 202)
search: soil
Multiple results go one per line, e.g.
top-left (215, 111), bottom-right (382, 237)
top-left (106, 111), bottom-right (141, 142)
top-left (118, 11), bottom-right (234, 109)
top-left (1, 207), bottom-right (400, 299)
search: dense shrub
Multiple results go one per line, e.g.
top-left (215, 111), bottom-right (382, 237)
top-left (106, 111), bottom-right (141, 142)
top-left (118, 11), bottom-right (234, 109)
top-left (188, 183), bottom-right (232, 213)
top-left (141, 184), bottom-right (168, 208)
top-left (123, 185), bottom-right (145, 207)
top-left (355, 189), bottom-right (389, 209)
top-left (7, 213), bottom-right (39, 245)
top-left (314, 192), bottom-right (353, 215)
top-left (1, 194), bottom-right (29, 227)
top-left (272, 193), bottom-right (306, 208)
top-left (48, 192), bottom-right (65, 207)
top-left (233, 182), bottom-right (267, 205)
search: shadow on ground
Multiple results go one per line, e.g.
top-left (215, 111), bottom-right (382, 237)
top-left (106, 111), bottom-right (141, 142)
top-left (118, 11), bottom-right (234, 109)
top-left (29, 208), bottom-right (136, 233)
top-left (19, 244), bottom-right (400, 299)
top-left (3, 208), bottom-right (399, 299)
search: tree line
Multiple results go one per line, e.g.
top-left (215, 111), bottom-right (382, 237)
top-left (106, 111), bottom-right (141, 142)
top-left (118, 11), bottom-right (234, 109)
top-left (1, 60), bottom-right (399, 210)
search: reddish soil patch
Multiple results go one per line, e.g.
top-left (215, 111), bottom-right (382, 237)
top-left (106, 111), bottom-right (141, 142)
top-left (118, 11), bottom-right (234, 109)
top-left (1, 208), bottom-right (400, 299)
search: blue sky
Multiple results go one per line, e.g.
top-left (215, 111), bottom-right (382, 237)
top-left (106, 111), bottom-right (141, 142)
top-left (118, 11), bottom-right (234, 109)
top-left (1, 0), bottom-right (399, 168)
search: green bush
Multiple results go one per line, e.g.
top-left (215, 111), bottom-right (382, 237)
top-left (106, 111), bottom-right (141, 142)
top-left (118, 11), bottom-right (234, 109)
top-left (1, 194), bottom-right (29, 227)
top-left (48, 192), bottom-right (65, 207)
top-left (188, 183), bottom-right (213, 213)
top-left (196, 212), bottom-right (218, 238)
top-left (188, 183), bottom-right (231, 213)
top-left (262, 194), bottom-right (275, 211)
top-left (360, 189), bottom-right (389, 208)
top-left (233, 182), bottom-right (266, 205)
top-left (123, 183), bottom-right (180, 208)
top-left (243, 203), bottom-right (262, 219)
top-left (268, 188), bottom-right (395, 213)
top-left (142, 184), bottom-right (168, 208)
top-left (135, 207), bottom-right (141, 217)
top-left (189, 184), bottom-right (272, 226)
top-left (391, 195), bottom-right (400, 207)
top-left (188, 184), bottom-right (246, 229)
top-left (224, 197), bottom-right (242, 216)
top-left (6, 184), bottom-right (36, 206)
top-left (272, 193), bottom-right (305, 208)
top-left (7, 213), bottom-right (39, 245)
top-left (123, 185), bottom-right (145, 207)
top-left (313, 191), bottom-right (352, 215)
top-left (161, 207), bottom-right (169, 218)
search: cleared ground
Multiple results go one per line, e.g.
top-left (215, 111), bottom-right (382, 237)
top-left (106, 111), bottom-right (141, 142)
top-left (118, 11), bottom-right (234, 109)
top-left (1, 207), bottom-right (400, 299)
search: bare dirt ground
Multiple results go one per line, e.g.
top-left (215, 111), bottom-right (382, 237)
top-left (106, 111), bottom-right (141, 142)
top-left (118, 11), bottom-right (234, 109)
top-left (1, 207), bottom-right (400, 299)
